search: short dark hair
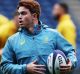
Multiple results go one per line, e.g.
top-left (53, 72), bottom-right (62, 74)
top-left (58, 3), bottom-right (69, 13)
top-left (17, 0), bottom-right (41, 19)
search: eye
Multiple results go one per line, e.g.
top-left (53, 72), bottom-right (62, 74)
top-left (16, 12), bottom-right (20, 16)
top-left (21, 11), bottom-right (27, 15)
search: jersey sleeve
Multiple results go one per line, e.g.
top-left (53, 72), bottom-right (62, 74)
top-left (56, 32), bottom-right (77, 68)
top-left (0, 38), bottom-right (27, 74)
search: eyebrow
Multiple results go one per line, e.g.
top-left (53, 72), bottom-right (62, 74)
top-left (18, 10), bottom-right (27, 12)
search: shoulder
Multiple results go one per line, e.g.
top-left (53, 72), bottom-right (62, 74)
top-left (45, 28), bottom-right (58, 33)
top-left (43, 27), bottom-right (64, 41)
top-left (62, 19), bottom-right (75, 27)
top-left (43, 28), bottom-right (60, 37)
top-left (8, 32), bottom-right (20, 42)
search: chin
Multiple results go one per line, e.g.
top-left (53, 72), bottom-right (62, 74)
top-left (19, 24), bottom-right (25, 27)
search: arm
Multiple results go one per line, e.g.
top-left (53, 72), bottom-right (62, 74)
top-left (56, 32), bottom-right (77, 68)
top-left (0, 38), bottom-right (46, 74)
top-left (0, 39), bottom-right (27, 74)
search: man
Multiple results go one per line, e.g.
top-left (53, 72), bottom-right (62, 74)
top-left (1, 0), bottom-right (77, 74)
top-left (52, 3), bottom-right (76, 48)
top-left (0, 12), bottom-right (19, 60)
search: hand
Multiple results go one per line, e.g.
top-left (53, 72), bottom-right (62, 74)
top-left (60, 59), bottom-right (72, 74)
top-left (27, 60), bottom-right (46, 74)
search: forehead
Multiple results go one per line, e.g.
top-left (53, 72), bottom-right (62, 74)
top-left (53, 4), bottom-right (61, 9)
top-left (18, 6), bottom-right (29, 13)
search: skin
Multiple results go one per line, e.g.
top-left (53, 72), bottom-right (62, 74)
top-left (18, 6), bottom-right (46, 74)
top-left (60, 59), bottom-right (72, 74)
top-left (18, 6), bottom-right (38, 33)
top-left (0, 49), bottom-right (2, 56)
top-left (27, 60), bottom-right (46, 74)
top-left (13, 15), bottom-right (20, 29)
top-left (52, 4), bottom-right (72, 74)
top-left (52, 4), bottom-right (66, 21)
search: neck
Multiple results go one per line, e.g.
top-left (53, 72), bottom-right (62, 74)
top-left (27, 19), bottom-right (39, 34)
top-left (58, 13), bottom-right (65, 21)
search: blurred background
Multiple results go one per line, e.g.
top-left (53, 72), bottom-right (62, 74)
top-left (0, 0), bottom-right (80, 74)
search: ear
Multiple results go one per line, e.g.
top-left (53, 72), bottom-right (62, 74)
top-left (32, 13), bottom-right (37, 20)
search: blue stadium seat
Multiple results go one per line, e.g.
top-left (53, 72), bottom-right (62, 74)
top-left (0, 0), bottom-right (19, 19)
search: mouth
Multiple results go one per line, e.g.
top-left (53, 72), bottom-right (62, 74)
top-left (19, 20), bottom-right (22, 23)
top-left (19, 20), bottom-right (23, 25)
top-left (19, 21), bottom-right (25, 27)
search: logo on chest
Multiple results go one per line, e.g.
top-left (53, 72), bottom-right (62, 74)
top-left (20, 38), bottom-right (26, 45)
top-left (44, 37), bottom-right (49, 43)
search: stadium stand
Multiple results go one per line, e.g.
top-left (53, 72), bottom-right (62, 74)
top-left (0, 0), bottom-right (18, 19)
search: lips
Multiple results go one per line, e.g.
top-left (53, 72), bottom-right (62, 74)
top-left (19, 20), bottom-right (23, 25)
top-left (19, 20), bottom-right (25, 27)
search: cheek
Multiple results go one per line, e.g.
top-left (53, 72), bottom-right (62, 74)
top-left (53, 7), bottom-right (60, 13)
top-left (54, 10), bottom-right (60, 16)
top-left (53, 9), bottom-right (57, 14)
top-left (24, 15), bottom-right (32, 22)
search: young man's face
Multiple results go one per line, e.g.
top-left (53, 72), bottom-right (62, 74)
top-left (18, 6), bottom-right (34, 29)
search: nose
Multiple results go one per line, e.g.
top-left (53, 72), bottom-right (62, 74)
top-left (19, 14), bottom-right (22, 20)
